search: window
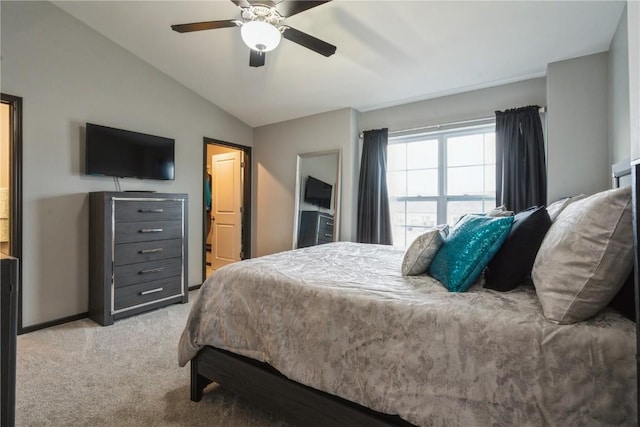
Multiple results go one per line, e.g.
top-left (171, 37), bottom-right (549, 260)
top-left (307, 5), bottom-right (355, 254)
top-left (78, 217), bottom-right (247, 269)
top-left (387, 123), bottom-right (496, 248)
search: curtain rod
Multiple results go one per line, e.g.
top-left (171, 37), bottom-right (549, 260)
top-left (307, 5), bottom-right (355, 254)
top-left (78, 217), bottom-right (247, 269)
top-left (359, 106), bottom-right (547, 139)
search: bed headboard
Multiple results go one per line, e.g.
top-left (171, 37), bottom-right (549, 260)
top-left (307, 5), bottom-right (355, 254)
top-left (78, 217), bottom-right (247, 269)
top-left (608, 160), bottom-right (635, 321)
top-left (612, 159), bottom-right (632, 189)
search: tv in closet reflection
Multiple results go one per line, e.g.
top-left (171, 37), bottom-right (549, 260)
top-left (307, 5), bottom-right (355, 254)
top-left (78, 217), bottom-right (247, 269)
top-left (85, 123), bottom-right (175, 180)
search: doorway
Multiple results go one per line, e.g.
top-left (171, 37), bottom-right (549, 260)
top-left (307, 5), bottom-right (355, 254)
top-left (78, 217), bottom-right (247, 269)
top-left (203, 138), bottom-right (251, 282)
top-left (1, 94), bottom-right (23, 332)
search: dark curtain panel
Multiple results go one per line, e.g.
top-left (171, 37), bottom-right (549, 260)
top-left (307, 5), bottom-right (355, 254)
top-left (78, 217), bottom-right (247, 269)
top-left (357, 128), bottom-right (393, 245)
top-left (495, 106), bottom-right (547, 213)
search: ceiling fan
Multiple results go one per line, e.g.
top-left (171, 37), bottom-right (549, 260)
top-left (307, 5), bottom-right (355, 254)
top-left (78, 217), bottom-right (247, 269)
top-left (171, 0), bottom-right (337, 67)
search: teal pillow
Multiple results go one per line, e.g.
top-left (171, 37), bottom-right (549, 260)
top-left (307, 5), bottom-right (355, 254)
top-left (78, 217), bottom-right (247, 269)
top-left (428, 214), bottom-right (514, 292)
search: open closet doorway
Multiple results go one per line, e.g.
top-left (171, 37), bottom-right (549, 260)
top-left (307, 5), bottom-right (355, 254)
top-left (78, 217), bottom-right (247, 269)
top-left (203, 138), bottom-right (251, 282)
top-left (1, 94), bottom-right (23, 331)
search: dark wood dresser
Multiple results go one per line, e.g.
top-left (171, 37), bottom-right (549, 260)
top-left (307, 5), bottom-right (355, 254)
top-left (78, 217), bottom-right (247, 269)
top-left (1, 255), bottom-right (18, 427)
top-left (298, 211), bottom-right (334, 248)
top-left (89, 192), bottom-right (188, 326)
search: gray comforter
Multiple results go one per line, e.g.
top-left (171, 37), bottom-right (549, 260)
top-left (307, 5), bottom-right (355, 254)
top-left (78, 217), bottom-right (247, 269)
top-left (178, 242), bottom-right (636, 426)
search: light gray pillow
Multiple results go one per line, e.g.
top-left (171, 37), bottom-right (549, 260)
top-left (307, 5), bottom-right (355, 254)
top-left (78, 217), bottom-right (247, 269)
top-left (401, 226), bottom-right (449, 276)
top-left (531, 186), bottom-right (633, 324)
top-left (546, 194), bottom-right (586, 221)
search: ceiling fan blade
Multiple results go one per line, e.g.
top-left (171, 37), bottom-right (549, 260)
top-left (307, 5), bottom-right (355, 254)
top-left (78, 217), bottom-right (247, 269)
top-left (249, 50), bottom-right (266, 67)
top-left (275, 1), bottom-right (331, 17)
top-left (282, 26), bottom-right (336, 57)
top-left (230, 0), bottom-right (252, 9)
top-left (171, 20), bottom-right (239, 33)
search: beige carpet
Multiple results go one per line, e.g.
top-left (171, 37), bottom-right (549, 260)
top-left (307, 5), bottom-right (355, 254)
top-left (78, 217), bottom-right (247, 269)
top-left (16, 290), bottom-right (289, 426)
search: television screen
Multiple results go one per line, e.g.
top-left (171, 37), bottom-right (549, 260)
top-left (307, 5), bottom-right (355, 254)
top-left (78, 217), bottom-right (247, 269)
top-left (304, 176), bottom-right (332, 209)
top-left (85, 123), bottom-right (175, 180)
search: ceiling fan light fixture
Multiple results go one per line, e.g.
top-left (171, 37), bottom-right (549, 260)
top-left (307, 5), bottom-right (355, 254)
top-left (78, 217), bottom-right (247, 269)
top-left (241, 20), bottom-right (281, 52)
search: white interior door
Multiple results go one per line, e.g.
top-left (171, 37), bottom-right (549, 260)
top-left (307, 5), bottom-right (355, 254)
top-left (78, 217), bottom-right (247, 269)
top-left (211, 151), bottom-right (242, 270)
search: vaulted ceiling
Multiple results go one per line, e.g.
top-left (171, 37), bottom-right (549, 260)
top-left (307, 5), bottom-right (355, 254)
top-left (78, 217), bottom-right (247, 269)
top-left (53, 1), bottom-right (626, 127)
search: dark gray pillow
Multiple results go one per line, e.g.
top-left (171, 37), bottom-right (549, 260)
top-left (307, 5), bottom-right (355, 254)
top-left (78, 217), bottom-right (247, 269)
top-left (484, 206), bottom-right (551, 292)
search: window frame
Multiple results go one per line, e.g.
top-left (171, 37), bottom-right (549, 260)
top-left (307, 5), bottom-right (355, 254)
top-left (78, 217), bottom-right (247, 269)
top-left (388, 122), bottom-right (496, 247)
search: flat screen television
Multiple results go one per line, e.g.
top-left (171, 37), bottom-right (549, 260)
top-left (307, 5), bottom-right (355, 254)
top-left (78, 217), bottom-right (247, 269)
top-left (85, 123), bottom-right (175, 180)
top-left (304, 176), bottom-right (332, 209)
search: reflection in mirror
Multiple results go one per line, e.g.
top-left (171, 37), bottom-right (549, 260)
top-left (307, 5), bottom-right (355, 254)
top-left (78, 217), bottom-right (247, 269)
top-left (293, 150), bottom-right (341, 249)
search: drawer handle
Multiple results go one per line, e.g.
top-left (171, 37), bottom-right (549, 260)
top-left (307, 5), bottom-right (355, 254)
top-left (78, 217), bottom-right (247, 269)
top-left (139, 228), bottom-right (163, 233)
top-left (139, 209), bottom-right (164, 213)
top-left (140, 287), bottom-right (164, 296)
top-left (324, 233), bottom-right (333, 238)
top-left (139, 248), bottom-right (163, 254)
top-left (139, 267), bottom-right (164, 274)
top-left (326, 222), bottom-right (334, 227)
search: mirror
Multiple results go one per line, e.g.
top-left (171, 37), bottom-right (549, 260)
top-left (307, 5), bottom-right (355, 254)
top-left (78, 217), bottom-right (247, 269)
top-left (293, 150), bottom-right (341, 249)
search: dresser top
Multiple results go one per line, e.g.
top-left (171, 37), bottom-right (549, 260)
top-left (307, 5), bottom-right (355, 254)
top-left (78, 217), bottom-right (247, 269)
top-left (90, 191), bottom-right (188, 200)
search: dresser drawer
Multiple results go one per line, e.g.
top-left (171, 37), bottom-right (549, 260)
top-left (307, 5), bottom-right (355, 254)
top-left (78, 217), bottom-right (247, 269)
top-left (114, 277), bottom-right (182, 311)
top-left (114, 200), bottom-right (183, 222)
top-left (114, 239), bottom-right (182, 266)
top-left (318, 215), bottom-right (334, 229)
top-left (318, 226), bottom-right (333, 240)
top-left (114, 258), bottom-right (182, 288)
top-left (115, 220), bottom-right (182, 244)
top-left (318, 217), bottom-right (334, 240)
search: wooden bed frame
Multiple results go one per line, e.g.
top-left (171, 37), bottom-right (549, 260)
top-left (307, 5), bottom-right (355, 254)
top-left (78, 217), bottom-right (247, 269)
top-left (632, 163), bottom-right (640, 419)
top-left (190, 163), bottom-right (640, 426)
top-left (190, 346), bottom-right (414, 426)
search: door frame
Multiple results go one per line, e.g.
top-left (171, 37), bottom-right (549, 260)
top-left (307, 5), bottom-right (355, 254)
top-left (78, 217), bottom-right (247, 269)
top-left (1, 94), bottom-right (23, 333)
top-left (202, 137), bottom-right (251, 284)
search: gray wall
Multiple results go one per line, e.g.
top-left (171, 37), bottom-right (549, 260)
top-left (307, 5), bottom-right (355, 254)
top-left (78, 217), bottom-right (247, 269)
top-left (1, 1), bottom-right (253, 327)
top-left (251, 79), bottom-right (547, 257)
top-left (609, 6), bottom-right (630, 165)
top-left (629, 1), bottom-right (640, 163)
top-left (253, 108), bottom-right (357, 256)
top-left (546, 53), bottom-right (610, 203)
top-left (361, 78), bottom-right (547, 133)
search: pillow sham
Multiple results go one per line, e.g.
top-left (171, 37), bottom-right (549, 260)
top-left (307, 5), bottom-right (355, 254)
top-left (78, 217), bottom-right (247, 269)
top-left (401, 226), bottom-right (449, 276)
top-left (428, 214), bottom-right (513, 292)
top-left (531, 186), bottom-right (633, 324)
top-left (546, 194), bottom-right (585, 221)
top-left (484, 206), bottom-right (552, 292)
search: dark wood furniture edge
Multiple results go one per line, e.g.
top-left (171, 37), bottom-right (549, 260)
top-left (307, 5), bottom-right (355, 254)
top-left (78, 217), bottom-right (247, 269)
top-left (632, 163), bottom-right (640, 422)
top-left (1, 256), bottom-right (19, 427)
top-left (190, 354), bottom-right (212, 402)
top-left (191, 346), bottom-right (415, 427)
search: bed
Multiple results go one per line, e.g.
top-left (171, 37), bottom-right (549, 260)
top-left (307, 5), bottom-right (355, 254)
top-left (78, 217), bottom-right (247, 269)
top-left (179, 162), bottom-right (637, 427)
top-left (179, 220), bottom-right (637, 427)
